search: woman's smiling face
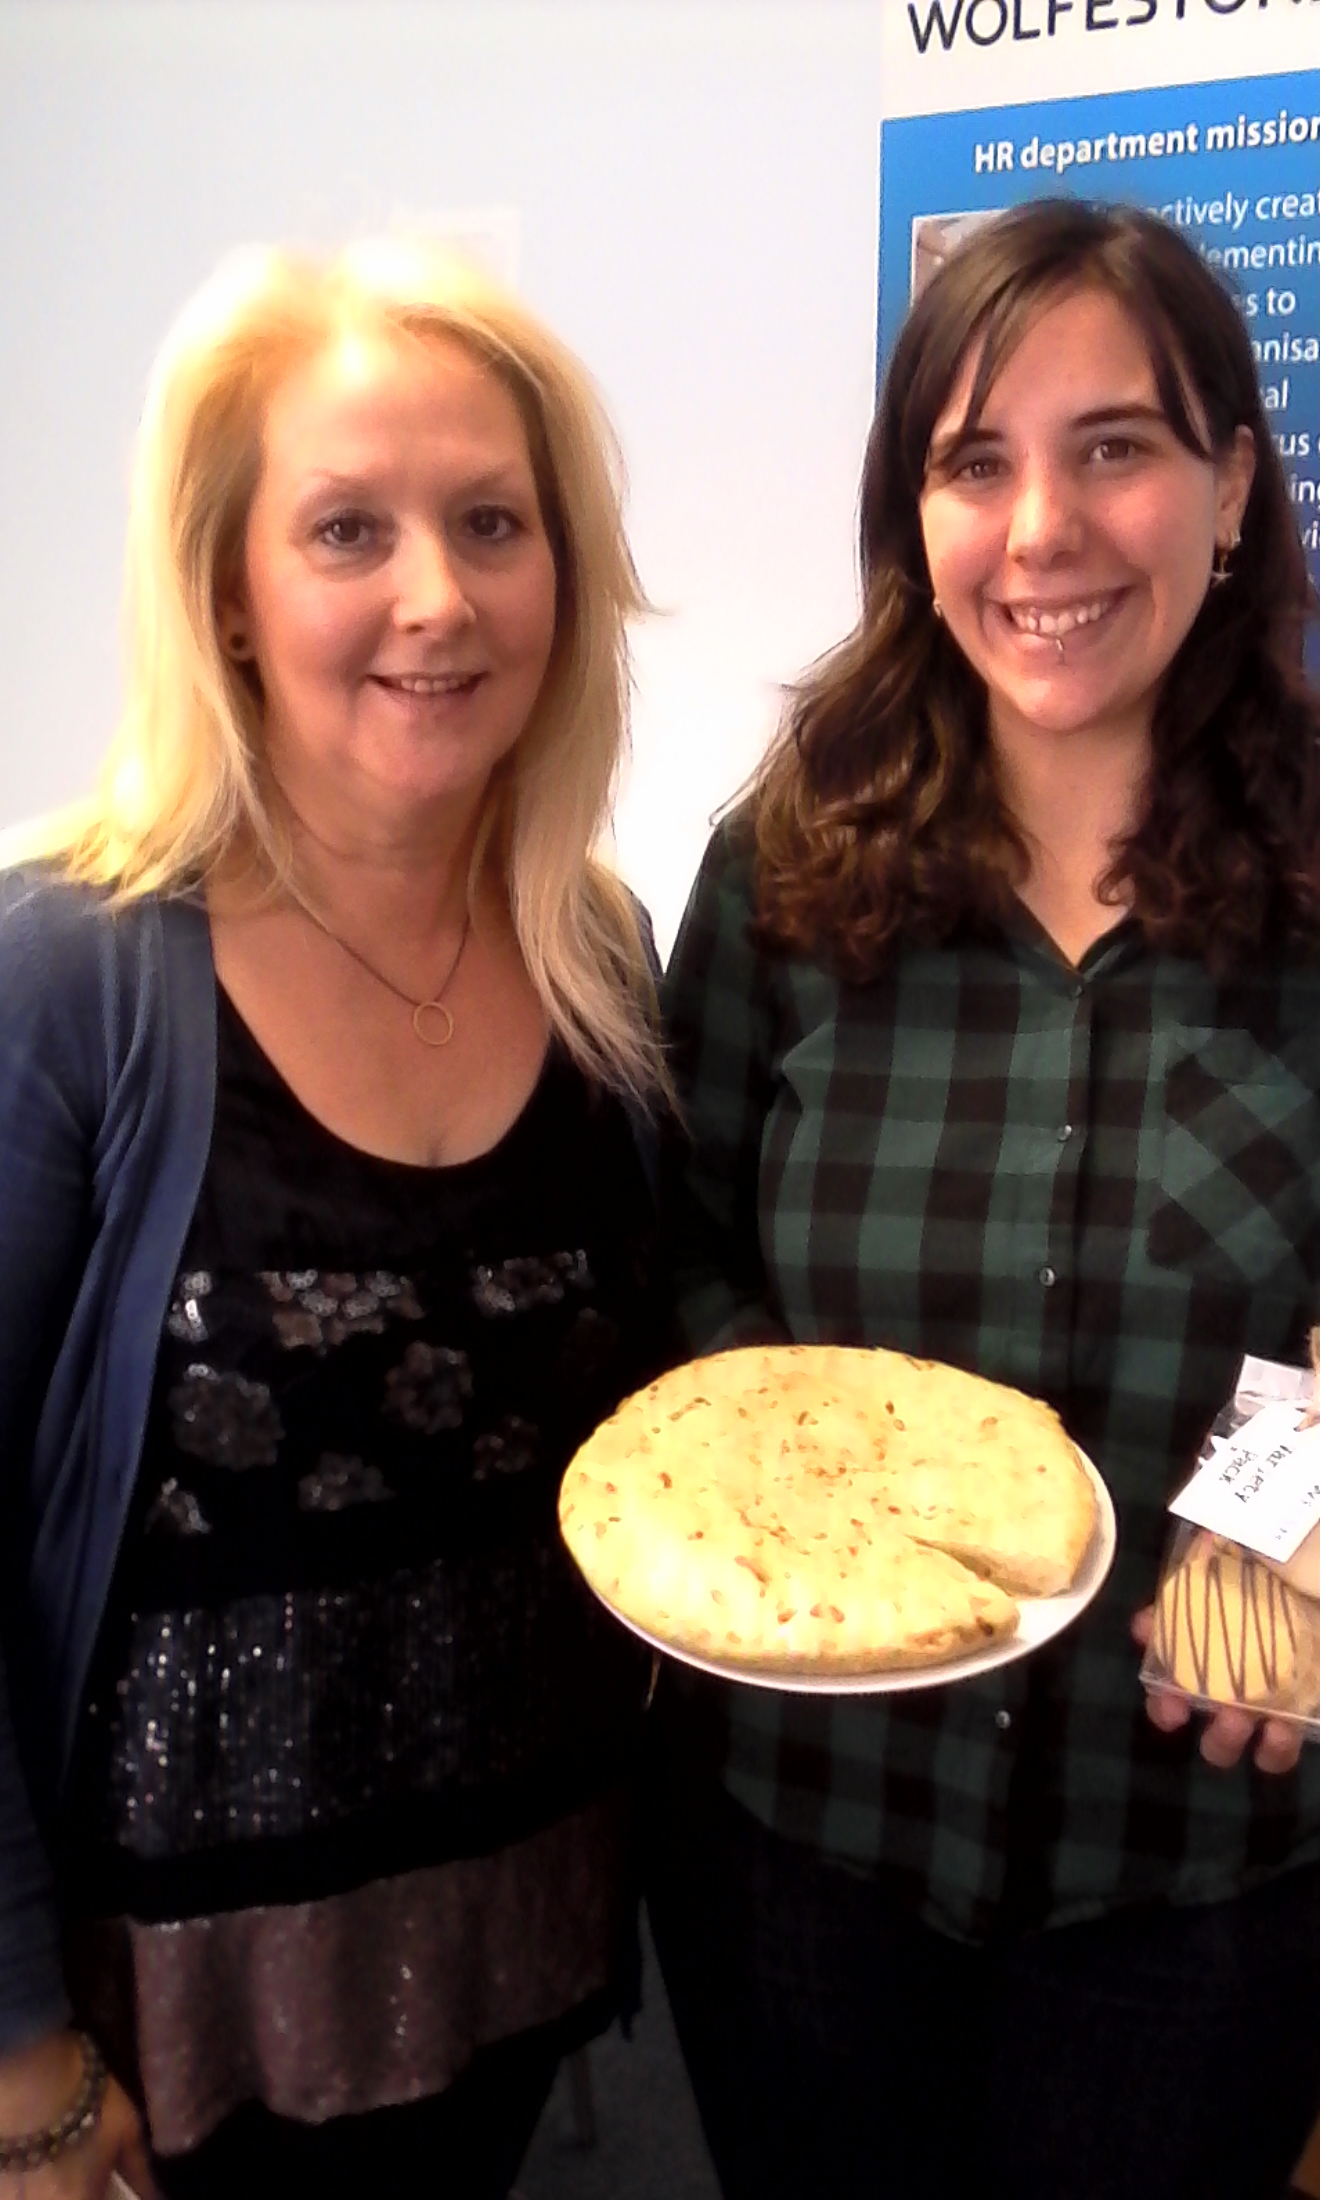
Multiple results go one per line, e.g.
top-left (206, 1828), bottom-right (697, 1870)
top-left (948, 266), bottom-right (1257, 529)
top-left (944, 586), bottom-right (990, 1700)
top-left (229, 324), bottom-right (559, 832)
top-left (918, 285), bottom-right (1254, 761)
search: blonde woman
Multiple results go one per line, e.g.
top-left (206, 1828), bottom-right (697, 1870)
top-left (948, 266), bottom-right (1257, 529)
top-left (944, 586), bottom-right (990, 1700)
top-left (0, 238), bottom-right (670, 2200)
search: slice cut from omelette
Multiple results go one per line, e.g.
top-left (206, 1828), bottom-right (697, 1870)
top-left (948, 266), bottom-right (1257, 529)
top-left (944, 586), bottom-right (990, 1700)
top-left (559, 1344), bottom-right (1097, 1678)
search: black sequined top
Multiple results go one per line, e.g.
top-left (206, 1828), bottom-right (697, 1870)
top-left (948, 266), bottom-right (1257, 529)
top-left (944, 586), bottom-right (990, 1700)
top-left (66, 990), bottom-right (665, 1925)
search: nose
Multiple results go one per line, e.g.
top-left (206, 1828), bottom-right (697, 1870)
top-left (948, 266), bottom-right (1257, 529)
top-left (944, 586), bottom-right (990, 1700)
top-left (1004, 455), bottom-right (1083, 566)
top-left (393, 525), bottom-right (475, 632)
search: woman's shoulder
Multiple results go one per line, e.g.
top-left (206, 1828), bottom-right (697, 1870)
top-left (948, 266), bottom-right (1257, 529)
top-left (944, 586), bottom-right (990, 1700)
top-left (668, 809), bottom-right (761, 969)
top-left (0, 864), bottom-right (137, 983)
top-left (698, 807), bottom-right (757, 887)
top-left (0, 863), bottom-right (206, 944)
top-left (0, 865), bottom-right (117, 996)
top-left (0, 866), bottom-right (205, 1054)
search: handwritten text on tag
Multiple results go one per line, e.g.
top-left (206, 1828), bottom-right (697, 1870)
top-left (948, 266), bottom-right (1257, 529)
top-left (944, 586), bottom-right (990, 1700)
top-left (1171, 1402), bottom-right (1320, 1562)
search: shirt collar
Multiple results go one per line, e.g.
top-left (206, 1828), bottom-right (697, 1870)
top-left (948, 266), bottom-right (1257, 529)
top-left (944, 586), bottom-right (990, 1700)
top-left (998, 896), bottom-right (1147, 989)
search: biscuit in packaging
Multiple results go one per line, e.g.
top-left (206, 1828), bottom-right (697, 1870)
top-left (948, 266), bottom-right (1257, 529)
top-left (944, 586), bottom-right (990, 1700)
top-left (1141, 1352), bottom-right (1320, 1732)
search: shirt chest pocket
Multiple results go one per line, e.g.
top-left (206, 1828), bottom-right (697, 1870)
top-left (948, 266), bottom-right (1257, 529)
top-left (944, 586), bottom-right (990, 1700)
top-left (1146, 1030), bottom-right (1320, 1292)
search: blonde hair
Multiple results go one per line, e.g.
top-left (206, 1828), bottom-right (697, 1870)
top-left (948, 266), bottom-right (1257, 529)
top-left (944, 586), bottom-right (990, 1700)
top-left (15, 236), bottom-right (667, 1100)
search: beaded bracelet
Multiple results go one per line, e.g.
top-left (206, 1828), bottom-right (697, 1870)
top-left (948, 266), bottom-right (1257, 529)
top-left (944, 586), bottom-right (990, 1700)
top-left (0, 2032), bottom-right (107, 2173)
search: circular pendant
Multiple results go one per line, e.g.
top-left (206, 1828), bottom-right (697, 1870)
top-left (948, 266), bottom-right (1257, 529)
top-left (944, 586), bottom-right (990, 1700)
top-left (412, 999), bottom-right (456, 1047)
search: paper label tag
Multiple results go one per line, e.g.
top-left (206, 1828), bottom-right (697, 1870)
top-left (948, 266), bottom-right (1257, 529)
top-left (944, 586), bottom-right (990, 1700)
top-left (1171, 1401), bottom-right (1320, 1562)
top-left (1233, 1355), bottom-right (1315, 1411)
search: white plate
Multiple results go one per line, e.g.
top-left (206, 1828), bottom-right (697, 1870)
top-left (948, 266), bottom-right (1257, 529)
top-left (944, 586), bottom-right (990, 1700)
top-left (590, 1453), bottom-right (1117, 1696)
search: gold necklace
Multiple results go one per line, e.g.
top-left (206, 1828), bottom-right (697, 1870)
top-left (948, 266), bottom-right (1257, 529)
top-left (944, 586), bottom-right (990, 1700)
top-left (296, 899), bottom-right (472, 1046)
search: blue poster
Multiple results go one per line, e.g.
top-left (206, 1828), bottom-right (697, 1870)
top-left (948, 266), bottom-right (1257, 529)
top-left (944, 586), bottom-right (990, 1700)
top-left (878, 68), bottom-right (1320, 588)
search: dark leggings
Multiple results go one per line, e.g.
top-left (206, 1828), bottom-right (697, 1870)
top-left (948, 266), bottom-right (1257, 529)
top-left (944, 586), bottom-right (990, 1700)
top-left (152, 2023), bottom-right (561, 2200)
top-left (646, 1753), bottom-right (1320, 2200)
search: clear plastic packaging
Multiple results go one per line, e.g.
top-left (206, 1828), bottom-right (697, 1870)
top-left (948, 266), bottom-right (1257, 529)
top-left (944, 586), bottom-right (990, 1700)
top-left (1141, 1355), bottom-right (1320, 1734)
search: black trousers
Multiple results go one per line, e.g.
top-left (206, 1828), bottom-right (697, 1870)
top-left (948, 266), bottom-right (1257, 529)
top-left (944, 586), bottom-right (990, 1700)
top-left (646, 1746), bottom-right (1320, 2200)
top-left (152, 2023), bottom-right (562, 2200)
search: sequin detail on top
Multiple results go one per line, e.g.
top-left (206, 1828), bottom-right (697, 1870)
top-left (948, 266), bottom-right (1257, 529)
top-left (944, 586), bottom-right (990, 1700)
top-left (381, 1343), bottom-right (473, 1433)
top-left (471, 1417), bottom-right (539, 1481)
top-left (263, 1270), bottom-right (423, 1352)
top-left (103, 1543), bottom-right (617, 1862)
top-left (470, 1251), bottom-right (594, 1317)
top-left (167, 1273), bottom-right (214, 1347)
top-left (169, 1369), bottom-right (283, 1470)
top-left (72, 1800), bottom-right (628, 2157)
top-left (296, 1456), bottom-right (394, 1513)
top-left (144, 1481), bottom-right (213, 1539)
top-left (68, 1013), bottom-right (665, 1927)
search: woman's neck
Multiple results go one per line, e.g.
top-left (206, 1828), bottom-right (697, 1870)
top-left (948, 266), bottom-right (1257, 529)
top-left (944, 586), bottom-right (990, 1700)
top-left (216, 781), bottom-right (498, 954)
top-left (991, 713), bottom-right (1150, 967)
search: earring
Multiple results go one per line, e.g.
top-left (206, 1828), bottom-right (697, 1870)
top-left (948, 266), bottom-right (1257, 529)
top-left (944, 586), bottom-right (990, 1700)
top-left (932, 598), bottom-right (945, 621)
top-left (222, 625), bottom-right (253, 662)
top-left (1209, 528), bottom-right (1241, 587)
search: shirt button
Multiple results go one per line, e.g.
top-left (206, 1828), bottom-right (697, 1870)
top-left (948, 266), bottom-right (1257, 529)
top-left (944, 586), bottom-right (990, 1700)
top-left (1057, 1124), bottom-right (1073, 1143)
top-left (1038, 1265), bottom-right (1057, 1288)
top-left (995, 1709), bottom-right (1012, 1730)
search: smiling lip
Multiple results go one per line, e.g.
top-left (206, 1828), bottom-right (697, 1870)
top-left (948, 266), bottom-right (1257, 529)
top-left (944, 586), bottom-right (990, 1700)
top-left (372, 671), bottom-right (484, 696)
top-left (998, 590), bottom-right (1125, 639)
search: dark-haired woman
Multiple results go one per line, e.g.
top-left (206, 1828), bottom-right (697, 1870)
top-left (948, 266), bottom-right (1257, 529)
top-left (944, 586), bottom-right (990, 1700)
top-left (650, 200), bottom-right (1320, 2200)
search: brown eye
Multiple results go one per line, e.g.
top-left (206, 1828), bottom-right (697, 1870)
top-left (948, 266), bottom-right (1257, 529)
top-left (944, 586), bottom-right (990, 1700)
top-left (316, 512), bottom-right (377, 550)
top-left (937, 449), bottom-right (1005, 486)
top-left (465, 505), bottom-right (520, 543)
top-left (1089, 437), bottom-right (1139, 465)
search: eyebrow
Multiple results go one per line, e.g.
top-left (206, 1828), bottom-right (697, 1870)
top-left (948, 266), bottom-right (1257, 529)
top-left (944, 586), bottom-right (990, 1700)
top-left (294, 463), bottom-right (530, 502)
top-left (927, 401), bottom-right (1168, 472)
top-left (1068, 403), bottom-right (1168, 432)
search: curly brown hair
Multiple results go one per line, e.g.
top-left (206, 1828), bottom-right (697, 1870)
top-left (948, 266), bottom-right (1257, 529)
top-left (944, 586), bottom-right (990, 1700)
top-left (751, 199), bottom-right (1320, 979)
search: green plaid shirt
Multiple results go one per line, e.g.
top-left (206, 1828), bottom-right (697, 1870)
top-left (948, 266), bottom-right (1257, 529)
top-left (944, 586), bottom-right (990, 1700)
top-left (662, 822), bottom-right (1320, 1940)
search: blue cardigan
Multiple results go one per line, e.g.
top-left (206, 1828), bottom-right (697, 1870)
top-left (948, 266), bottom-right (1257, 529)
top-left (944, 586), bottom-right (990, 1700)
top-left (0, 867), bottom-right (664, 2055)
top-left (0, 870), bottom-right (216, 2052)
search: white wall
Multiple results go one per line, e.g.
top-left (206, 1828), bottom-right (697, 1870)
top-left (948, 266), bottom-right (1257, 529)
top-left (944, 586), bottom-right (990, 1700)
top-left (0, 0), bottom-right (885, 952)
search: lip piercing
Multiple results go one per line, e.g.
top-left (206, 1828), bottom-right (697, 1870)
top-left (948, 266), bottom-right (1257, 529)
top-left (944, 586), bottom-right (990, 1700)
top-left (1055, 634), bottom-right (1065, 661)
